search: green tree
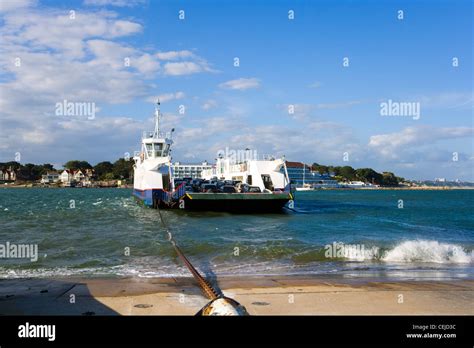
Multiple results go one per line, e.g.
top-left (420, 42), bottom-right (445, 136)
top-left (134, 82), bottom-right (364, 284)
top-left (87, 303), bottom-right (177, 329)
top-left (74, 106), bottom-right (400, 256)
top-left (17, 163), bottom-right (43, 180)
top-left (94, 161), bottom-right (114, 180)
top-left (112, 158), bottom-right (134, 179)
top-left (396, 176), bottom-right (405, 183)
top-left (0, 161), bottom-right (21, 171)
top-left (41, 163), bottom-right (55, 172)
top-left (312, 163), bottom-right (330, 174)
top-left (64, 160), bottom-right (92, 170)
top-left (103, 172), bottom-right (116, 180)
top-left (355, 168), bottom-right (383, 184)
top-left (334, 166), bottom-right (356, 181)
top-left (381, 172), bottom-right (399, 186)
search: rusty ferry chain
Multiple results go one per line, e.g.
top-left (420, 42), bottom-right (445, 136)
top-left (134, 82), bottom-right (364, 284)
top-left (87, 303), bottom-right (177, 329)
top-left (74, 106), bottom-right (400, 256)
top-left (156, 207), bottom-right (220, 300)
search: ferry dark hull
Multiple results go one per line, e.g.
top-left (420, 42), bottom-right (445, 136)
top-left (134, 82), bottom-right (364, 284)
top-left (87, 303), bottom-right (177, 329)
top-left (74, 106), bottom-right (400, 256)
top-left (179, 192), bottom-right (292, 212)
top-left (133, 189), bottom-right (293, 213)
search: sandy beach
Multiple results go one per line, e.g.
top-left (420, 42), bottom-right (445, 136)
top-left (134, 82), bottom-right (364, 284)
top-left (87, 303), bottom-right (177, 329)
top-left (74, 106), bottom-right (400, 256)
top-left (1, 276), bottom-right (472, 315)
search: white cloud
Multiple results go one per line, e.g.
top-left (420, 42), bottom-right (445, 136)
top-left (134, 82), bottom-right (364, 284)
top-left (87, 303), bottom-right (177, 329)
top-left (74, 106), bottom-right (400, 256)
top-left (417, 92), bottom-right (473, 109)
top-left (278, 103), bottom-right (313, 120)
top-left (83, 0), bottom-right (146, 7)
top-left (0, 8), bottom-right (143, 59)
top-left (369, 126), bottom-right (473, 149)
top-left (146, 92), bottom-right (185, 103)
top-left (368, 126), bottom-right (473, 160)
top-left (155, 49), bottom-right (214, 76)
top-left (21, 128), bottom-right (55, 145)
top-left (163, 61), bottom-right (209, 76)
top-left (225, 124), bottom-right (361, 163)
top-left (219, 78), bottom-right (260, 90)
top-left (86, 39), bottom-right (135, 67)
top-left (0, 0), bottom-right (36, 12)
top-left (133, 53), bottom-right (161, 74)
top-left (155, 50), bottom-right (195, 60)
top-left (0, 3), bottom-right (213, 165)
top-left (278, 101), bottom-right (361, 121)
top-left (316, 100), bottom-right (361, 109)
top-left (202, 99), bottom-right (218, 110)
top-left (171, 113), bottom-right (361, 165)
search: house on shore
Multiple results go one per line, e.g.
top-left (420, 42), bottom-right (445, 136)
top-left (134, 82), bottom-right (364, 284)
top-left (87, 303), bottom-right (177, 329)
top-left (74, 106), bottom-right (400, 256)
top-left (60, 169), bottom-right (96, 187)
top-left (0, 167), bottom-right (17, 182)
top-left (40, 172), bottom-right (60, 184)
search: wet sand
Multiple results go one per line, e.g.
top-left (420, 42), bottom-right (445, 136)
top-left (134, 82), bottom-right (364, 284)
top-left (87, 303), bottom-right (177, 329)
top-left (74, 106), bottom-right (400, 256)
top-left (1, 276), bottom-right (473, 315)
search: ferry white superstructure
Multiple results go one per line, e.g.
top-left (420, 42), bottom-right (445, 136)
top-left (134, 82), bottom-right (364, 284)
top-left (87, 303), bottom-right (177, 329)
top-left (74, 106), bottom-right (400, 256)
top-left (201, 155), bottom-right (291, 193)
top-left (132, 101), bottom-right (174, 207)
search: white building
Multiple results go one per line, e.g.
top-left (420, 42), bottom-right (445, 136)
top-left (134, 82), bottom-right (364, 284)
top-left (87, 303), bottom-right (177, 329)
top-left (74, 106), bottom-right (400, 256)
top-left (172, 161), bottom-right (212, 179)
top-left (41, 172), bottom-right (60, 184)
top-left (0, 168), bottom-right (17, 181)
top-left (60, 170), bottom-right (72, 183)
top-left (60, 169), bottom-right (94, 186)
top-left (73, 170), bottom-right (85, 182)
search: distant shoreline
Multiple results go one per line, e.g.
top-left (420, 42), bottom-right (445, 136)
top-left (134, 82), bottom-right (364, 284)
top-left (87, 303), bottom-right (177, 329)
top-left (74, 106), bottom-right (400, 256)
top-left (317, 186), bottom-right (474, 190)
top-left (0, 184), bottom-right (132, 189)
top-left (0, 184), bottom-right (473, 190)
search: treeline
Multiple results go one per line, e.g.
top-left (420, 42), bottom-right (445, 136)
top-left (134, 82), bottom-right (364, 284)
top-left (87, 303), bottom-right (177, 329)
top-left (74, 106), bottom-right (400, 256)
top-left (0, 162), bottom-right (55, 181)
top-left (64, 159), bottom-right (134, 180)
top-left (312, 163), bottom-right (405, 186)
top-left (0, 158), bottom-right (134, 181)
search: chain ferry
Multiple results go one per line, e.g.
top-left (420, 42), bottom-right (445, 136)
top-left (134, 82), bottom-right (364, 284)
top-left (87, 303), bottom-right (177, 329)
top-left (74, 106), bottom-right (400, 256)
top-left (132, 102), bottom-right (293, 212)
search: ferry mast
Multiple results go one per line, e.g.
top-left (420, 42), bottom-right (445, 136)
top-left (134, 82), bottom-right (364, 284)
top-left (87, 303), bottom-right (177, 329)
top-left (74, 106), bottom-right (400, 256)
top-left (153, 100), bottom-right (161, 137)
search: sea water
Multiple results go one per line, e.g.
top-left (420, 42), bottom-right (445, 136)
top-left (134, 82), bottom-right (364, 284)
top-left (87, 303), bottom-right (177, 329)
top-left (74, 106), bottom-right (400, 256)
top-left (0, 188), bottom-right (472, 280)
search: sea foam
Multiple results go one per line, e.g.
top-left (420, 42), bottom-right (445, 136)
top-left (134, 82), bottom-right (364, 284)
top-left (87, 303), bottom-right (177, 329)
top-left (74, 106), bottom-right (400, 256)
top-left (382, 240), bottom-right (473, 264)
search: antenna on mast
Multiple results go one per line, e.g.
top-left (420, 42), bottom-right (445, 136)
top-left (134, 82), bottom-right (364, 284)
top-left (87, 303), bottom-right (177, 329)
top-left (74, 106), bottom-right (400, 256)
top-left (154, 99), bottom-right (161, 136)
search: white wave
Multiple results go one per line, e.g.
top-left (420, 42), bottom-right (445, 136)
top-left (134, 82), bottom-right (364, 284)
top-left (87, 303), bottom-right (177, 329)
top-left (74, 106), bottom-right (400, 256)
top-left (382, 240), bottom-right (473, 264)
top-left (345, 246), bottom-right (380, 261)
top-left (326, 240), bottom-right (473, 264)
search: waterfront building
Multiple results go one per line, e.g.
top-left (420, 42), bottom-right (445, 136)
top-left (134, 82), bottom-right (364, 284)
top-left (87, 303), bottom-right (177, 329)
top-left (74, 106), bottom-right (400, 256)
top-left (0, 167), bottom-right (17, 182)
top-left (283, 161), bottom-right (340, 188)
top-left (172, 161), bottom-right (212, 179)
top-left (40, 172), bottom-right (60, 184)
top-left (60, 169), bottom-right (96, 186)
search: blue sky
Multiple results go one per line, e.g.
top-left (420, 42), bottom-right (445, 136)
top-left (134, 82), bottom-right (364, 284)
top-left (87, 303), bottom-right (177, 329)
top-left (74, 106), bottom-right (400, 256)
top-left (0, 0), bottom-right (472, 180)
